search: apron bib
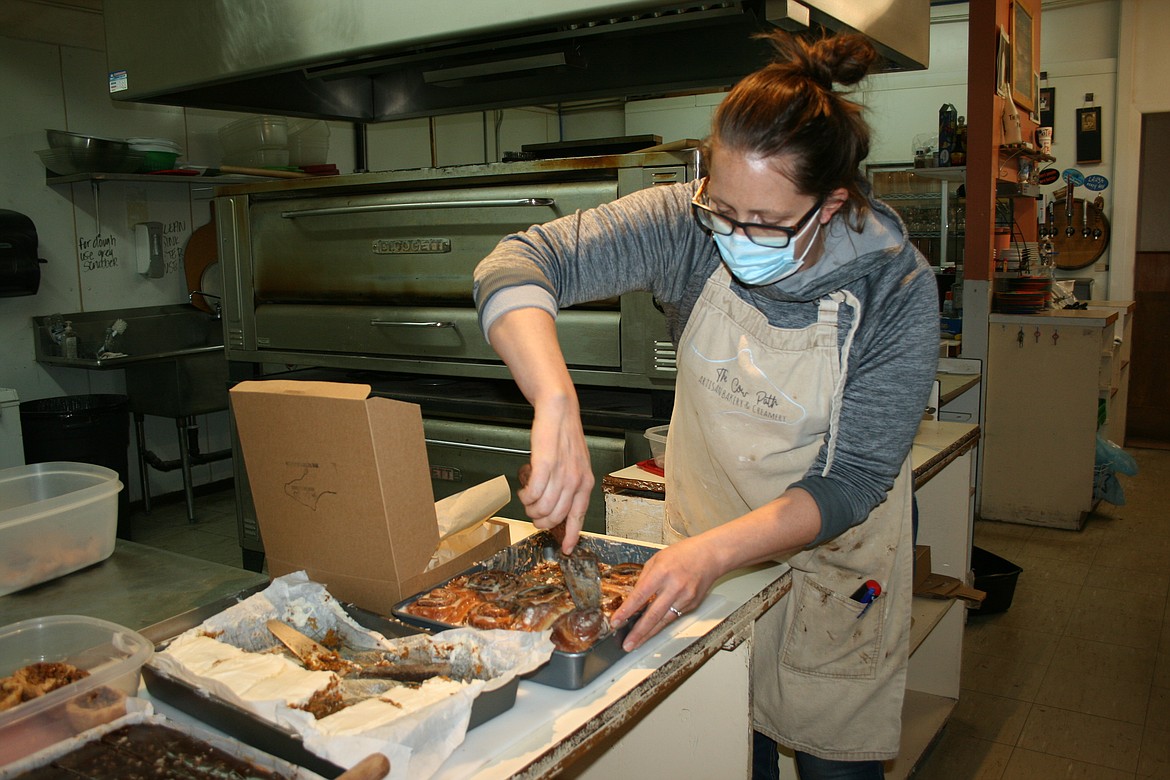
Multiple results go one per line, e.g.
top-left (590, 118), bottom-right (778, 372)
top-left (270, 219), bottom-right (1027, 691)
top-left (667, 266), bottom-right (912, 761)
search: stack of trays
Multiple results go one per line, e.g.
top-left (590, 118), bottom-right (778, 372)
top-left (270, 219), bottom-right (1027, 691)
top-left (994, 275), bottom-right (1052, 313)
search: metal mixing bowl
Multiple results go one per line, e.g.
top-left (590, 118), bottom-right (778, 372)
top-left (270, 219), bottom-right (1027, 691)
top-left (37, 148), bottom-right (145, 176)
top-left (45, 129), bottom-right (129, 153)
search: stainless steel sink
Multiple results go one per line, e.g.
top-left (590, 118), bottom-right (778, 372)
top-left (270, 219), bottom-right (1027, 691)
top-left (32, 304), bottom-right (231, 523)
top-left (32, 304), bottom-right (228, 417)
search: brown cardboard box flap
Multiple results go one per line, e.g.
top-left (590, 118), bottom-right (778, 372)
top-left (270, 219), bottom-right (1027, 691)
top-left (913, 545), bottom-right (931, 591)
top-left (266, 520), bottom-right (511, 613)
top-left (230, 380), bottom-right (510, 614)
top-left (914, 572), bottom-right (986, 604)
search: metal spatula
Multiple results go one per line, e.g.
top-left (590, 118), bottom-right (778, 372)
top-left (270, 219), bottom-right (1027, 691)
top-left (518, 464), bottom-right (603, 611)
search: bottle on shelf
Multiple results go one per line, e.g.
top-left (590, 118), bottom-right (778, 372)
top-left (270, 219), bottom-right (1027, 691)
top-left (951, 117), bottom-right (967, 167)
top-left (63, 321), bottom-right (78, 358)
top-left (938, 103), bottom-right (958, 167)
top-left (942, 290), bottom-right (955, 317)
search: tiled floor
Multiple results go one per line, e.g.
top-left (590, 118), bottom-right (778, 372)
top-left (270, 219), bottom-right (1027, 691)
top-left (916, 447), bottom-right (1170, 780)
top-left (128, 487), bottom-right (253, 571)
top-left (129, 449), bottom-right (1170, 778)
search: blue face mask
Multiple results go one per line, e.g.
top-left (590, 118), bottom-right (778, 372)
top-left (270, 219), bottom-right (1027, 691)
top-left (711, 210), bottom-right (821, 286)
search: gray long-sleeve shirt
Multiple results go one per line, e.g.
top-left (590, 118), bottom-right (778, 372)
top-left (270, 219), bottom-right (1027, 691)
top-left (474, 180), bottom-right (940, 544)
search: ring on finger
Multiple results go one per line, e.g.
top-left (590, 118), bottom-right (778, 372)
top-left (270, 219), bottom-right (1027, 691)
top-left (669, 606), bottom-right (683, 618)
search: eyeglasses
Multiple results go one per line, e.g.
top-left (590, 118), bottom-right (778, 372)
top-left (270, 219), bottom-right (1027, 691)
top-left (690, 177), bottom-right (823, 249)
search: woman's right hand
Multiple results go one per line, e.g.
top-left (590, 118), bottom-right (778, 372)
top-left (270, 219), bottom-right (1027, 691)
top-left (521, 395), bottom-right (594, 551)
top-left (487, 308), bottom-right (593, 553)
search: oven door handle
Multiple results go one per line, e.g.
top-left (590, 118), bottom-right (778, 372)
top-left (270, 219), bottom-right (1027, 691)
top-left (424, 439), bottom-right (531, 456)
top-left (280, 198), bottom-right (556, 218)
top-left (370, 320), bottom-right (457, 329)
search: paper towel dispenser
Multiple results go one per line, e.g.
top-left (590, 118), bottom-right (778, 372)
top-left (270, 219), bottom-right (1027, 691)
top-left (0, 210), bottom-right (47, 297)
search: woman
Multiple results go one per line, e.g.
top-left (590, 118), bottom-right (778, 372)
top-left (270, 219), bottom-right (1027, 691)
top-left (474, 31), bottom-right (939, 780)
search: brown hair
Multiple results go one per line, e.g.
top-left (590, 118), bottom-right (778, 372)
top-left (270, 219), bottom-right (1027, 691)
top-left (706, 31), bottom-right (878, 223)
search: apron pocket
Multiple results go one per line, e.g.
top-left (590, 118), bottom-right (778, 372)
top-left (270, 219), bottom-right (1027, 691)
top-left (780, 576), bottom-right (883, 680)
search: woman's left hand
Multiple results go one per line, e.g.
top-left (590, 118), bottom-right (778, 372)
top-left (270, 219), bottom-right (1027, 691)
top-left (609, 535), bottom-right (723, 651)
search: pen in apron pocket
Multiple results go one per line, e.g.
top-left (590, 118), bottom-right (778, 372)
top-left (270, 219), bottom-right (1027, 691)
top-left (850, 579), bottom-right (882, 619)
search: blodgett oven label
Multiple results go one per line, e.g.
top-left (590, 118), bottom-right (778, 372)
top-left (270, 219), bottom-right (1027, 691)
top-left (372, 238), bottom-right (451, 255)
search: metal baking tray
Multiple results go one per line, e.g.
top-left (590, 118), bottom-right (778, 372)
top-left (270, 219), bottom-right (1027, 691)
top-left (391, 531), bottom-right (659, 690)
top-left (141, 587), bottom-right (519, 779)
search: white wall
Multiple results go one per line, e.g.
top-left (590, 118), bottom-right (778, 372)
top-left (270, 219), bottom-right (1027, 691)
top-left (0, 28), bottom-right (575, 501)
top-left (1109, 0), bottom-right (1170, 298)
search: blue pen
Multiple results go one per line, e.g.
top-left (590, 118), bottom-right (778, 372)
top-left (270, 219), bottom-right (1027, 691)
top-left (850, 579), bottom-right (882, 619)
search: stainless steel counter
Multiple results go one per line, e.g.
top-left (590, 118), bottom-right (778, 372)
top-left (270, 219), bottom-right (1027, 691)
top-left (0, 540), bottom-right (267, 630)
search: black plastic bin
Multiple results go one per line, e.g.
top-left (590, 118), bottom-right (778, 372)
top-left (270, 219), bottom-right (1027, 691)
top-left (969, 545), bottom-right (1023, 616)
top-left (20, 394), bottom-right (131, 539)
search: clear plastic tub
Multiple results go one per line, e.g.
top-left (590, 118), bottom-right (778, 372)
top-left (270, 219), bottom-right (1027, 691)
top-left (287, 119), bottom-right (330, 166)
top-left (0, 462), bottom-right (122, 597)
top-left (0, 615), bottom-right (152, 765)
top-left (644, 425), bottom-right (668, 468)
top-left (218, 116), bottom-right (289, 166)
top-left (223, 147), bottom-right (291, 167)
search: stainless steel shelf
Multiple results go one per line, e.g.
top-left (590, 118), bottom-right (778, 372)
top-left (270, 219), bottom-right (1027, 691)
top-left (45, 172), bottom-right (273, 185)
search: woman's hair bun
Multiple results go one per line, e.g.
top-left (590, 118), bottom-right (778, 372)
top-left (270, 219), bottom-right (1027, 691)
top-left (761, 30), bottom-right (879, 90)
top-left (810, 33), bottom-right (879, 87)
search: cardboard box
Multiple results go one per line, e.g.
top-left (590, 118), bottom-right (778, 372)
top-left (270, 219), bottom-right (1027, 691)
top-left (913, 545), bottom-right (931, 591)
top-left (229, 380), bottom-right (510, 614)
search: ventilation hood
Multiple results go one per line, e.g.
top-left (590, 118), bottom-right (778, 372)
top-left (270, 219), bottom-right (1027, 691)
top-left (103, 0), bottom-right (928, 122)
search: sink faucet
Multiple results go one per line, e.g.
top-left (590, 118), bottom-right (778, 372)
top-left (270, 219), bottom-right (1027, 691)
top-left (189, 290), bottom-right (222, 319)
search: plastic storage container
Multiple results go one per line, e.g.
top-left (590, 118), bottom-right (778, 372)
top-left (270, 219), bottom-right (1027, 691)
top-left (0, 615), bottom-right (152, 765)
top-left (126, 137), bottom-right (181, 172)
top-left (644, 425), bottom-right (668, 468)
top-left (0, 462), bottom-right (123, 597)
top-left (287, 119), bottom-right (330, 166)
top-left (0, 388), bottom-right (23, 470)
top-left (218, 115), bottom-right (289, 167)
top-left (20, 395), bottom-right (130, 538)
top-left (968, 545), bottom-right (1023, 616)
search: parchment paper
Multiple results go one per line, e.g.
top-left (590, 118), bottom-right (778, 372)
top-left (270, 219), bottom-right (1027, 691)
top-left (149, 572), bottom-right (553, 780)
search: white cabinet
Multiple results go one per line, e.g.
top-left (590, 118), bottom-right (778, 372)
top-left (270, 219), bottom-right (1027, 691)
top-left (980, 304), bottom-right (1133, 529)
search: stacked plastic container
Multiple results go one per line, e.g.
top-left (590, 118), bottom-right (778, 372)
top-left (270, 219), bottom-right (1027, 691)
top-left (218, 116), bottom-right (330, 167)
top-left (0, 615), bottom-right (152, 764)
top-left (218, 116), bottom-right (290, 167)
top-left (0, 462), bottom-right (123, 596)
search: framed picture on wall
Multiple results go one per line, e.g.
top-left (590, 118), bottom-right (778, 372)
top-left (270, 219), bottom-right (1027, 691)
top-left (996, 25), bottom-right (1011, 97)
top-left (1011, 2), bottom-right (1035, 112)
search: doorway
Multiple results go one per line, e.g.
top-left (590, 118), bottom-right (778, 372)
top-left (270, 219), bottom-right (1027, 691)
top-left (1127, 113), bottom-right (1170, 448)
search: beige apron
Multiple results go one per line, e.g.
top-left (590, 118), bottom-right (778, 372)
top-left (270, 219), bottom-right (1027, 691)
top-left (665, 265), bottom-right (912, 761)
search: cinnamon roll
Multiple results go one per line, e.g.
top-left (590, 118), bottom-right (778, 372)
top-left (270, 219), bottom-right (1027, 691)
top-left (403, 586), bottom-right (478, 625)
top-left (550, 608), bottom-right (609, 653)
top-left (598, 580), bottom-right (627, 620)
top-left (14, 662), bottom-right (89, 700)
top-left (460, 570), bottom-right (523, 601)
top-left (514, 585), bottom-right (574, 631)
top-left (521, 561), bottom-right (564, 587)
top-left (0, 678), bottom-right (21, 712)
top-left (602, 562), bottom-right (643, 588)
top-left (466, 600), bottom-right (521, 630)
top-left (64, 685), bottom-right (127, 731)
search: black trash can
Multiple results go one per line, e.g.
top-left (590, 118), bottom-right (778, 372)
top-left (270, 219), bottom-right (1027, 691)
top-left (968, 546), bottom-right (1023, 616)
top-left (21, 394), bottom-right (131, 539)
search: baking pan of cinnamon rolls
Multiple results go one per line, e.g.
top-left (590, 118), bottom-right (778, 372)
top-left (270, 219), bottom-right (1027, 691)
top-left (393, 531), bottom-right (658, 690)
